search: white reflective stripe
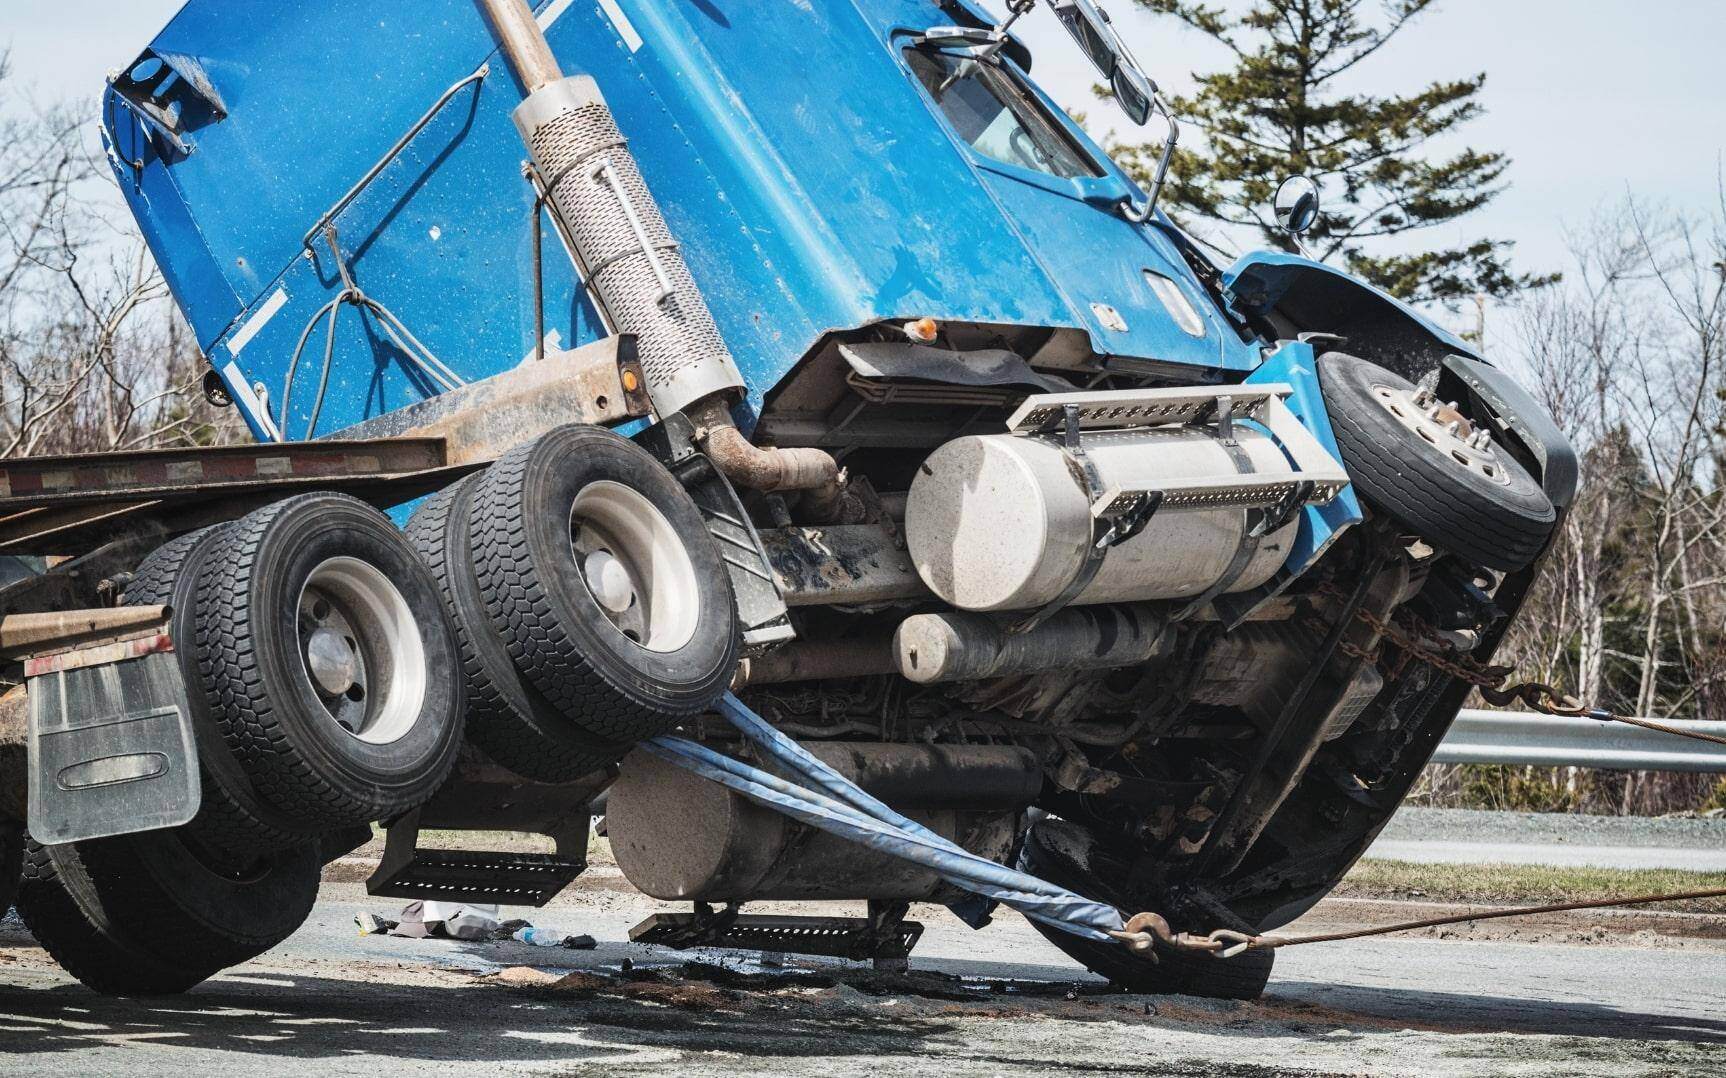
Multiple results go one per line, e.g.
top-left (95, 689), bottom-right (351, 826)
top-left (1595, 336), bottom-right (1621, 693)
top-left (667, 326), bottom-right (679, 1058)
top-left (596, 0), bottom-right (644, 51)
top-left (221, 360), bottom-right (284, 443)
top-left (536, 0), bottom-right (579, 29)
top-left (225, 287), bottom-right (288, 356)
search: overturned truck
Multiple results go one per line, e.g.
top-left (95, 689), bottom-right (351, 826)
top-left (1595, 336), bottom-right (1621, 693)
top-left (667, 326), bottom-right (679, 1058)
top-left (0, 0), bottom-right (1574, 997)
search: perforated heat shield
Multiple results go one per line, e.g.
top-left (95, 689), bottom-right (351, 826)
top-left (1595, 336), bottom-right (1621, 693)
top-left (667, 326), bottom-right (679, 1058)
top-left (514, 76), bottom-right (744, 416)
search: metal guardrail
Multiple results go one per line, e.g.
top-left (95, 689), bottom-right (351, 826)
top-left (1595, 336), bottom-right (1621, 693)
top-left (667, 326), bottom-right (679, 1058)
top-left (1434, 709), bottom-right (1726, 773)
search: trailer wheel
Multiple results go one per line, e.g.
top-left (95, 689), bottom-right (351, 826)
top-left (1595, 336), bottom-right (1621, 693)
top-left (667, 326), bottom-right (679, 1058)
top-left (15, 831), bottom-right (318, 996)
top-left (406, 474), bottom-right (623, 782)
top-left (194, 492), bottom-right (464, 828)
top-left (470, 426), bottom-right (738, 742)
top-left (1319, 352), bottom-right (1555, 571)
top-left (124, 526), bottom-right (313, 858)
top-left (1017, 818), bottom-right (1274, 999)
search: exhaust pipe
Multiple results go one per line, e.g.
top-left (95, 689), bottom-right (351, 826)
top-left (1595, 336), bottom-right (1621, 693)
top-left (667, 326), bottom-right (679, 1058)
top-left (482, 0), bottom-right (743, 417)
top-left (479, 0), bottom-right (854, 508)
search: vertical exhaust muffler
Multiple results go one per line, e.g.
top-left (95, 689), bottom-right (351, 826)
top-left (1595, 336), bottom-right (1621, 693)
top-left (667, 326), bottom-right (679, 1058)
top-left (479, 0), bottom-right (744, 418)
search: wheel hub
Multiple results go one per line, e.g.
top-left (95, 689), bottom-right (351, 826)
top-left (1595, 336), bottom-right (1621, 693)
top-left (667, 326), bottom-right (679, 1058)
top-left (296, 557), bottom-right (427, 745)
top-left (568, 480), bottom-right (701, 654)
top-left (304, 627), bottom-right (357, 695)
top-left (583, 548), bottom-right (637, 613)
top-left (1371, 383), bottom-right (1512, 486)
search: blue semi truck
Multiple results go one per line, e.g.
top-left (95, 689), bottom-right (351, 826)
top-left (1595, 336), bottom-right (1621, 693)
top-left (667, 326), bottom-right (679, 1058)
top-left (0, 0), bottom-right (1574, 998)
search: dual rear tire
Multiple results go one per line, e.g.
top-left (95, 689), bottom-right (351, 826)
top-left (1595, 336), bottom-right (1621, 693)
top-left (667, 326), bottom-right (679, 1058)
top-left (18, 494), bottom-right (464, 995)
top-left (18, 425), bottom-right (738, 994)
top-left (409, 424), bottom-right (739, 781)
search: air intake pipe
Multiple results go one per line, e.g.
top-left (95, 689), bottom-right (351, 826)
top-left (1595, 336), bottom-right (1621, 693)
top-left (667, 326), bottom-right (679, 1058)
top-left (479, 0), bottom-right (847, 500)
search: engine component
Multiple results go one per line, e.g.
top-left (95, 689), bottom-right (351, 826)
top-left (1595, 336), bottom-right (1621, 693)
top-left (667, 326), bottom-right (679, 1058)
top-left (761, 523), bottom-right (928, 607)
top-left (907, 427), bottom-right (1298, 612)
top-left (734, 637), bottom-right (898, 686)
top-left (895, 604), bottom-right (1171, 684)
top-left (608, 742), bottom-right (1038, 902)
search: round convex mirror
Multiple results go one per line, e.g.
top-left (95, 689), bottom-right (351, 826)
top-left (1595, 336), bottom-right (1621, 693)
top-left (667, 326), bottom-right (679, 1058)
top-left (1273, 175), bottom-right (1321, 235)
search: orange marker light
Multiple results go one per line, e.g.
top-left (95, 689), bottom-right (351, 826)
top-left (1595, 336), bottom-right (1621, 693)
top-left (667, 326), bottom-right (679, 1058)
top-left (902, 317), bottom-right (939, 343)
top-left (621, 368), bottom-right (641, 392)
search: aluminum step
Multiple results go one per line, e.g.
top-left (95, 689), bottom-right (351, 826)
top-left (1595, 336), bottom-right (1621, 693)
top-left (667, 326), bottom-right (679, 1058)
top-left (630, 906), bottom-right (924, 964)
top-left (366, 849), bottom-right (584, 907)
top-left (367, 808), bottom-right (585, 907)
top-left (1006, 383), bottom-right (1350, 517)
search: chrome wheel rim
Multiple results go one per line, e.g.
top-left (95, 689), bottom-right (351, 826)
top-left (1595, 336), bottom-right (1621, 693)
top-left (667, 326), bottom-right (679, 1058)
top-left (568, 480), bottom-right (700, 654)
top-left (1372, 383), bottom-right (1512, 487)
top-left (296, 556), bottom-right (426, 745)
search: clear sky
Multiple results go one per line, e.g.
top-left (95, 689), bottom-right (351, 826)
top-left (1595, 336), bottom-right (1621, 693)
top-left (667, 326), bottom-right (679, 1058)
top-left (4, 0), bottom-right (1722, 294)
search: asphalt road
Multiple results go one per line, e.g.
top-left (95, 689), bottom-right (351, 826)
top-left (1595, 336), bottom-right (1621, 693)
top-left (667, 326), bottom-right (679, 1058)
top-left (1367, 806), bottom-right (1726, 871)
top-left (2, 880), bottom-right (1723, 1077)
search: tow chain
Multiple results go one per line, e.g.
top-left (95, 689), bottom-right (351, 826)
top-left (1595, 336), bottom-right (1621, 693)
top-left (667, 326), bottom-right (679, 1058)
top-left (1111, 582), bottom-right (1726, 961)
top-left (1110, 887), bottom-right (1726, 958)
top-left (1312, 584), bottom-right (1726, 748)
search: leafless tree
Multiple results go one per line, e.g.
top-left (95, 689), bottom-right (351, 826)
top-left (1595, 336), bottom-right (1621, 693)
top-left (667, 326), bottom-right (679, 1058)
top-left (0, 55), bottom-right (244, 461)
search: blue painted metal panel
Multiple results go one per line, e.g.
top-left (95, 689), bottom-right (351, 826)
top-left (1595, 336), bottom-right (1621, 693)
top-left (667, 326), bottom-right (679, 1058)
top-left (1222, 250), bottom-right (1483, 363)
top-left (1245, 340), bottom-right (1361, 576)
top-left (107, 0), bottom-right (1282, 443)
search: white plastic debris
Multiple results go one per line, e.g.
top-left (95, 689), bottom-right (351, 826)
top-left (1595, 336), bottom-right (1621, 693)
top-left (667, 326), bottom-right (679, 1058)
top-left (392, 900), bottom-right (502, 941)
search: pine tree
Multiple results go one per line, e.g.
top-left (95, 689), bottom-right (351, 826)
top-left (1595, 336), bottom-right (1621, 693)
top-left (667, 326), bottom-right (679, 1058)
top-left (1116, 0), bottom-right (1546, 304)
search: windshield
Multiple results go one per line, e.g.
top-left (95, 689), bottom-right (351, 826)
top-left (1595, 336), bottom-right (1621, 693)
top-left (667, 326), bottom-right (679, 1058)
top-left (904, 47), bottom-right (1100, 180)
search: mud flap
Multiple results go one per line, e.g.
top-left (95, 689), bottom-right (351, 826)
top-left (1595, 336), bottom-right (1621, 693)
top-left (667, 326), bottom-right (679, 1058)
top-left (26, 640), bottom-right (200, 845)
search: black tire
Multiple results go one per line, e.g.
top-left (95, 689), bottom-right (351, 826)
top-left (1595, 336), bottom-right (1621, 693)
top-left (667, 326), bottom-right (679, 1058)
top-left (406, 475), bottom-right (623, 782)
top-left (194, 492), bottom-right (465, 828)
top-left (1319, 352), bottom-right (1555, 571)
top-left (16, 831), bottom-right (318, 996)
top-left (0, 821), bottom-right (20, 914)
top-left (469, 426), bottom-right (739, 742)
top-left (124, 526), bottom-right (313, 858)
top-left (15, 837), bottom-right (204, 995)
top-left (1018, 818), bottom-right (1274, 999)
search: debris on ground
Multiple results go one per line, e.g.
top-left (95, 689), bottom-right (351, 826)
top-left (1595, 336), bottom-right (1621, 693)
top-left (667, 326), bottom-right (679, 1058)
top-left (512, 926), bottom-right (597, 949)
top-left (356, 901), bottom-right (596, 947)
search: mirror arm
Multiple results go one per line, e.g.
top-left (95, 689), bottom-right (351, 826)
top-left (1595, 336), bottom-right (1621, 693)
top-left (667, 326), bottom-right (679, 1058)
top-left (1120, 93), bottom-right (1179, 224)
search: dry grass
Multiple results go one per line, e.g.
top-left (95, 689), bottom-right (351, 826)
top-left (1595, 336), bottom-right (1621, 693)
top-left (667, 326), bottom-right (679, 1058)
top-left (1341, 858), bottom-right (1726, 914)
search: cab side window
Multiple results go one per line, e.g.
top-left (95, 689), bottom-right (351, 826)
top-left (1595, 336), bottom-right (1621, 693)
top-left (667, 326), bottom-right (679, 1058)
top-left (905, 47), bottom-right (1101, 180)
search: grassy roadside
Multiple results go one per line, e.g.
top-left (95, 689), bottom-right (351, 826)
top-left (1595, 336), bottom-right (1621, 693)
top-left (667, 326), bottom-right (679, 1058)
top-left (1340, 858), bottom-right (1726, 914)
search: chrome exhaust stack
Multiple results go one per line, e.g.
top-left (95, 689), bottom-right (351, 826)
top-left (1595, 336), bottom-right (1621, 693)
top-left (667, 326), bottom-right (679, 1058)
top-left (479, 0), bottom-right (839, 495)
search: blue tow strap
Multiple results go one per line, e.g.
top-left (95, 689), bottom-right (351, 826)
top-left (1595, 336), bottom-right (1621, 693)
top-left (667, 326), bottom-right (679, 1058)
top-left (640, 693), bottom-right (1125, 944)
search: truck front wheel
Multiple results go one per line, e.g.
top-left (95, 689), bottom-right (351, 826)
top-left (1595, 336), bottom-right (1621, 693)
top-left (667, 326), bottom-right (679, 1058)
top-left (1319, 352), bottom-right (1556, 571)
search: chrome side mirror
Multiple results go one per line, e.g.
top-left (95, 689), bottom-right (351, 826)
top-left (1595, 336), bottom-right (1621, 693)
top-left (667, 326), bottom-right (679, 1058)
top-left (1273, 176), bottom-right (1321, 236)
top-left (1053, 0), bottom-right (1155, 125)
